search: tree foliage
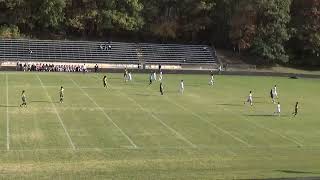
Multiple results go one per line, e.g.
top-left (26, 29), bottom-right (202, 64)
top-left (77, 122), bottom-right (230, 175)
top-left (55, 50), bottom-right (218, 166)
top-left (0, 0), bottom-right (319, 65)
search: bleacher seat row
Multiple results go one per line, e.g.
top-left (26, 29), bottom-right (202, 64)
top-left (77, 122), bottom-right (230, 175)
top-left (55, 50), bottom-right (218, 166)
top-left (0, 39), bottom-right (216, 65)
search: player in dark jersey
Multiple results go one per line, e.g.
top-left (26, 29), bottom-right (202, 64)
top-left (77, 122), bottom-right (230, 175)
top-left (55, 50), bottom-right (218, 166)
top-left (20, 90), bottom-right (27, 107)
top-left (160, 82), bottom-right (164, 95)
top-left (60, 86), bottom-right (64, 103)
top-left (293, 102), bottom-right (299, 116)
top-left (270, 89), bottom-right (275, 104)
top-left (103, 75), bottom-right (107, 88)
top-left (149, 73), bottom-right (153, 85)
top-left (124, 68), bottom-right (128, 82)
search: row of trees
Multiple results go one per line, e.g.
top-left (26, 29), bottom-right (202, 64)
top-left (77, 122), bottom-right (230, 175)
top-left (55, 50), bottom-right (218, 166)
top-left (0, 0), bottom-right (319, 65)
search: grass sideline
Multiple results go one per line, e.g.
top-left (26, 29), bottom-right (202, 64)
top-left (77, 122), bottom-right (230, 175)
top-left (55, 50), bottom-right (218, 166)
top-left (0, 72), bottom-right (319, 179)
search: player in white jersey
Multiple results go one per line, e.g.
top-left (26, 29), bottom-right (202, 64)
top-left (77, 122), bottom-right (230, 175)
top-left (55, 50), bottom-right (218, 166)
top-left (128, 72), bottom-right (132, 81)
top-left (209, 73), bottom-right (214, 86)
top-left (153, 72), bottom-right (157, 81)
top-left (244, 91), bottom-right (253, 106)
top-left (159, 71), bottom-right (163, 81)
top-left (273, 85), bottom-right (278, 98)
top-left (274, 102), bottom-right (281, 116)
top-left (180, 80), bottom-right (184, 94)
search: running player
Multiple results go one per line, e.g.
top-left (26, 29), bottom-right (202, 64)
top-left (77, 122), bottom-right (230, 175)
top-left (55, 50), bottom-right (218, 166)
top-left (149, 73), bottom-right (153, 85)
top-left (153, 71), bottom-right (157, 81)
top-left (103, 75), bottom-right (107, 88)
top-left (180, 80), bottom-right (184, 94)
top-left (209, 72), bottom-right (214, 86)
top-left (160, 82), bottom-right (164, 95)
top-left (159, 71), bottom-right (163, 81)
top-left (60, 86), bottom-right (64, 103)
top-left (244, 91), bottom-right (253, 106)
top-left (20, 90), bottom-right (27, 107)
top-left (128, 72), bottom-right (132, 81)
top-left (124, 68), bottom-right (128, 82)
top-left (270, 89), bottom-right (275, 104)
top-left (293, 102), bottom-right (299, 117)
top-left (274, 102), bottom-right (281, 116)
top-left (273, 85), bottom-right (278, 98)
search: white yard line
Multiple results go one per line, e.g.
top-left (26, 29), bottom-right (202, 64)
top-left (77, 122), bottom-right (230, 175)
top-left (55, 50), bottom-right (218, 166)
top-left (6, 74), bottom-right (10, 151)
top-left (36, 75), bottom-right (76, 150)
top-left (235, 108), bottom-right (303, 147)
top-left (165, 97), bottom-right (252, 147)
top-left (69, 77), bottom-right (138, 149)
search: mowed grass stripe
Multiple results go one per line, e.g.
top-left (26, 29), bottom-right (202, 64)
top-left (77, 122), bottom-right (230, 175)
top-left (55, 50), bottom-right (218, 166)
top-left (187, 79), bottom-right (304, 147)
top-left (68, 76), bottom-right (138, 149)
top-left (6, 74), bottom-right (10, 150)
top-left (91, 75), bottom-right (197, 148)
top-left (36, 75), bottom-right (76, 150)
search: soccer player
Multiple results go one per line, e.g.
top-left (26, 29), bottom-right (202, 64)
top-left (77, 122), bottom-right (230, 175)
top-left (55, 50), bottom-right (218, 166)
top-left (244, 91), bottom-right (253, 106)
top-left (273, 85), bottom-right (278, 98)
top-left (153, 71), bottom-right (157, 81)
top-left (160, 82), bottom-right (164, 95)
top-left (274, 102), bottom-right (281, 116)
top-left (149, 73), bottom-right (153, 85)
top-left (180, 80), bottom-right (184, 94)
top-left (270, 89), bottom-right (275, 104)
top-left (103, 75), bottom-right (107, 88)
top-left (159, 71), bottom-right (163, 81)
top-left (293, 102), bottom-right (299, 117)
top-left (20, 90), bottom-right (27, 107)
top-left (209, 72), bottom-right (214, 86)
top-left (128, 72), bottom-right (132, 81)
top-left (60, 86), bottom-right (64, 103)
top-left (124, 68), bottom-right (128, 82)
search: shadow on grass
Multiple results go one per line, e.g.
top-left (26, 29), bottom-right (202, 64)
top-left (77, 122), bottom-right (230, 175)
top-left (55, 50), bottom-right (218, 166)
top-left (217, 103), bottom-right (242, 107)
top-left (0, 105), bottom-right (20, 108)
top-left (132, 93), bottom-right (157, 97)
top-left (246, 114), bottom-right (290, 117)
top-left (275, 170), bottom-right (319, 174)
top-left (30, 100), bottom-right (59, 104)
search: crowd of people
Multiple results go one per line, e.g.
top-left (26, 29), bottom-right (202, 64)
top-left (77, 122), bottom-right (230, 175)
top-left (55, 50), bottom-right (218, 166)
top-left (16, 62), bottom-right (90, 72)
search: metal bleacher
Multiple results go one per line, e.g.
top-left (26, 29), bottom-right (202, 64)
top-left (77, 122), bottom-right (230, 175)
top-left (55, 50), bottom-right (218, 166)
top-left (0, 39), bottom-right (216, 65)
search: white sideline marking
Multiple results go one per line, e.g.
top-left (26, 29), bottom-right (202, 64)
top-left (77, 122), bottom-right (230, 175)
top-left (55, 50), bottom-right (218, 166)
top-left (3, 143), bottom-right (315, 153)
top-left (166, 97), bottom-right (252, 147)
top-left (69, 77), bottom-right (138, 149)
top-left (11, 85), bottom-right (102, 89)
top-left (105, 82), bottom-right (197, 149)
top-left (36, 75), bottom-right (76, 150)
top-left (220, 106), bottom-right (304, 147)
top-left (6, 74), bottom-right (10, 150)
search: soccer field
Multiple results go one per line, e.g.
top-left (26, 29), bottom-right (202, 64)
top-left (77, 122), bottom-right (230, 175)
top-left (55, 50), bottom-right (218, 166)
top-left (0, 72), bottom-right (319, 179)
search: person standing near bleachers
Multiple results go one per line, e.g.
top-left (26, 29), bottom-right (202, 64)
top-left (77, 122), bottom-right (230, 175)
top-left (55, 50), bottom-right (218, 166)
top-left (94, 64), bottom-right (99, 73)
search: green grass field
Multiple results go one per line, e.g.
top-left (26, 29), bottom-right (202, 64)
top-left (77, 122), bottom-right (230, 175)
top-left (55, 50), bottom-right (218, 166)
top-left (0, 72), bottom-right (320, 179)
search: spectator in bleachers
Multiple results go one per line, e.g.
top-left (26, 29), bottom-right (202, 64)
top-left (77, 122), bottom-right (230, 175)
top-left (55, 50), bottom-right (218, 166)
top-left (107, 41), bottom-right (112, 50)
top-left (16, 62), bottom-right (87, 73)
